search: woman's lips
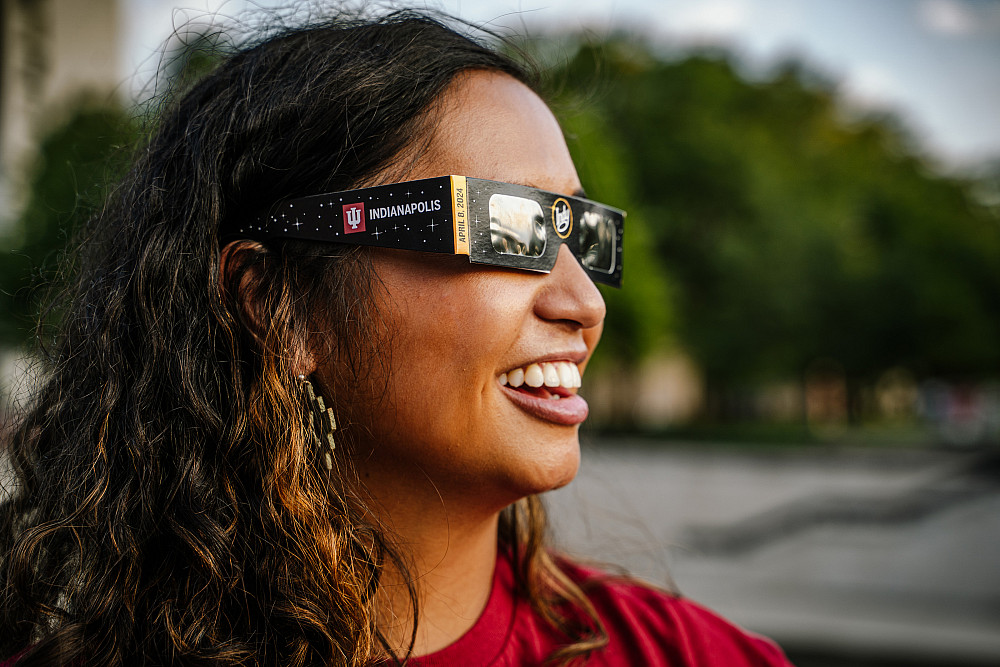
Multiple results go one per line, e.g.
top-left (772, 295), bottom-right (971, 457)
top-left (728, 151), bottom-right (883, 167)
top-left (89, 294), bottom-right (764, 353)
top-left (500, 384), bottom-right (589, 425)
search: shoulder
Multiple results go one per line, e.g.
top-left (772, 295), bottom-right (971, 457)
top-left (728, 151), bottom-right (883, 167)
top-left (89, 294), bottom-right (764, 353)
top-left (560, 559), bottom-right (794, 666)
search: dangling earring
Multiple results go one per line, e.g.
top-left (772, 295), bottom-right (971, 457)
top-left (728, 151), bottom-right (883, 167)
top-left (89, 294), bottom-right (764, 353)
top-left (298, 374), bottom-right (337, 470)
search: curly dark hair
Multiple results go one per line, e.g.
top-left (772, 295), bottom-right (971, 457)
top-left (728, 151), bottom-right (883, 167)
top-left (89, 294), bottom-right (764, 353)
top-left (0, 8), bottom-right (606, 666)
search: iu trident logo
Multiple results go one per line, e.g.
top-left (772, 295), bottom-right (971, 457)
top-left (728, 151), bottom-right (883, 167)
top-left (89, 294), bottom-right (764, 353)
top-left (551, 198), bottom-right (572, 239)
top-left (343, 203), bottom-right (365, 234)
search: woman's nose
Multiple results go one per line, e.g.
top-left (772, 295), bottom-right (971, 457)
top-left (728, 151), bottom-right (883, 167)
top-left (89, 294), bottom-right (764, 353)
top-left (533, 244), bottom-right (606, 329)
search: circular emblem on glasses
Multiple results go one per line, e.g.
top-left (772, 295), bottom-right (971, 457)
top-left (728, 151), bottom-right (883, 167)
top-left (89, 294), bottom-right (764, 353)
top-left (551, 198), bottom-right (573, 239)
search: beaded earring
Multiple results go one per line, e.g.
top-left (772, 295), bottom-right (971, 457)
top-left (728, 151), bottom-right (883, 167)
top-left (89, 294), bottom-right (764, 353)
top-left (298, 374), bottom-right (337, 470)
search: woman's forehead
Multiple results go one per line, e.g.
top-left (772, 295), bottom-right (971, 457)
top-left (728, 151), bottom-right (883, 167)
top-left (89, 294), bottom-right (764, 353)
top-left (411, 71), bottom-right (583, 198)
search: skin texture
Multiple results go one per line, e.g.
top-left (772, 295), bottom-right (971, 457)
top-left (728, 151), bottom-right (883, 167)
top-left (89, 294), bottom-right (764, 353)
top-left (321, 70), bottom-right (607, 656)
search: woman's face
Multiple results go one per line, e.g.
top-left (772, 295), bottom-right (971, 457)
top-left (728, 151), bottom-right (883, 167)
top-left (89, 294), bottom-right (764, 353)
top-left (328, 71), bottom-right (605, 513)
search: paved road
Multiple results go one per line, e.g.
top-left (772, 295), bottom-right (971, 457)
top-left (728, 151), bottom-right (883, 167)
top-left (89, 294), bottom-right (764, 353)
top-left (545, 441), bottom-right (1000, 666)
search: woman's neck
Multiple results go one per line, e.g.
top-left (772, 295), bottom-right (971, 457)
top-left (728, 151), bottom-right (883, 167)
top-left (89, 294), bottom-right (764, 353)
top-left (373, 497), bottom-right (502, 657)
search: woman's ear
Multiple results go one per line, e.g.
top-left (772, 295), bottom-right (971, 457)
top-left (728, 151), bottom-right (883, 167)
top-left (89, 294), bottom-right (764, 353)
top-left (219, 239), bottom-right (267, 340)
top-left (219, 239), bottom-right (317, 375)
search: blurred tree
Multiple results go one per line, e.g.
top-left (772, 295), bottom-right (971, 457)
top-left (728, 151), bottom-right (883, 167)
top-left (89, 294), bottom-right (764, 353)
top-left (550, 36), bottom-right (1000, 422)
top-left (4, 29), bottom-right (997, 426)
top-left (0, 28), bottom-right (228, 347)
top-left (0, 103), bottom-right (137, 345)
top-left (556, 98), bottom-right (674, 369)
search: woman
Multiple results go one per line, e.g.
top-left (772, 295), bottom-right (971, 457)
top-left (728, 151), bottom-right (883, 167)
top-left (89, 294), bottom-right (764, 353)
top-left (0, 9), bottom-right (792, 666)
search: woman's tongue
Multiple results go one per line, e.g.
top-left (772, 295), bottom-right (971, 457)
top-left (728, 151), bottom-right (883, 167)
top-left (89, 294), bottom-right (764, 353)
top-left (514, 384), bottom-right (564, 400)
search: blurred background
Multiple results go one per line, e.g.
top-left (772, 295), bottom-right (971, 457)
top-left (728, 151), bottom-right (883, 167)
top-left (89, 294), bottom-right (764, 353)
top-left (1, 1), bottom-right (998, 665)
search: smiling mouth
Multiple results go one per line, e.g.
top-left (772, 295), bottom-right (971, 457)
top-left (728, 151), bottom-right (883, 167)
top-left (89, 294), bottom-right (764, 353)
top-left (497, 361), bottom-right (589, 425)
top-left (498, 361), bottom-right (581, 397)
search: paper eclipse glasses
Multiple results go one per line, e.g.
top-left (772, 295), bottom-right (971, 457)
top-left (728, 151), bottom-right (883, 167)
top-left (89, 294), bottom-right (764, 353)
top-left (233, 176), bottom-right (624, 287)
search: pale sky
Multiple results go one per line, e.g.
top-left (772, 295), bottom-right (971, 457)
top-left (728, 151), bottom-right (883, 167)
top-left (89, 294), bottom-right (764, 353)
top-left (123, 0), bottom-right (1000, 171)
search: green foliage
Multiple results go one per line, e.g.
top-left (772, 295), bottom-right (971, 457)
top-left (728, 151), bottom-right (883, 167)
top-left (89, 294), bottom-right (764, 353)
top-left (549, 36), bottom-right (1000, 396)
top-left (3, 31), bottom-right (998, 408)
top-left (0, 104), bottom-right (138, 345)
top-left (0, 28), bottom-right (222, 348)
top-left (558, 99), bottom-right (673, 369)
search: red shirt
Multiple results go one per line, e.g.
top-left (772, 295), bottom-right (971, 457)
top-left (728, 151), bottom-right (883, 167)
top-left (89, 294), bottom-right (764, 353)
top-left (408, 554), bottom-right (794, 666)
top-left (4, 557), bottom-right (793, 666)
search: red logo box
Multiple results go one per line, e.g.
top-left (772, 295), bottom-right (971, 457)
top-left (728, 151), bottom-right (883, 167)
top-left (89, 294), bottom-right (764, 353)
top-left (343, 203), bottom-right (365, 234)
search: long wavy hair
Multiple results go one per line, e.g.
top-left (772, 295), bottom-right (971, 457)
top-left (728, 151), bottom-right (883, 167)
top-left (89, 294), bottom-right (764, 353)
top-left (0, 9), bottom-right (606, 667)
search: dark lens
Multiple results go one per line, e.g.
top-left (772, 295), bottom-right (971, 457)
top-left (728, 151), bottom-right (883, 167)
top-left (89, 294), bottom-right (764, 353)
top-left (579, 211), bottom-right (616, 273)
top-left (489, 194), bottom-right (547, 257)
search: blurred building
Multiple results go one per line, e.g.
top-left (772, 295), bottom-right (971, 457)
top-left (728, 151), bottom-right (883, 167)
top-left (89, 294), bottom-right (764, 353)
top-left (0, 0), bottom-right (121, 220)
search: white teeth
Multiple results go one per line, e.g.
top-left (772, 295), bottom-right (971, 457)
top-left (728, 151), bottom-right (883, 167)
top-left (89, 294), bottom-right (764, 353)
top-left (499, 361), bottom-right (583, 390)
top-left (557, 362), bottom-right (574, 388)
top-left (543, 363), bottom-right (560, 387)
top-left (524, 363), bottom-right (544, 388)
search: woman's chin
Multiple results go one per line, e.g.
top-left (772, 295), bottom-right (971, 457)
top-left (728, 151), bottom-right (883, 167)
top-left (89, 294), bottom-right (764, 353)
top-left (503, 434), bottom-right (582, 500)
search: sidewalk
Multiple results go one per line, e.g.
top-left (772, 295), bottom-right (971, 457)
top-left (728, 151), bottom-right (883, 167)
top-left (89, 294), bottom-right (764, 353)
top-left (545, 441), bottom-right (1000, 666)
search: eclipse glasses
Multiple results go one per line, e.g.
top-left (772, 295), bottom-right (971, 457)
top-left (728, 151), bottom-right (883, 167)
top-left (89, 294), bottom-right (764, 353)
top-left (233, 176), bottom-right (624, 287)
